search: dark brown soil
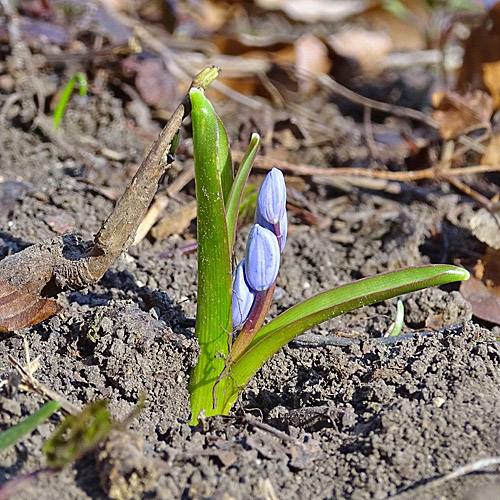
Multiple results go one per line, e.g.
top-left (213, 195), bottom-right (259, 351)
top-left (1, 7), bottom-right (500, 500)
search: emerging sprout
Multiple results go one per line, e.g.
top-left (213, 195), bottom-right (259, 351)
top-left (188, 86), bottom-right (470, 424)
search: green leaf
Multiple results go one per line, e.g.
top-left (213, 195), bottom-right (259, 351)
top-left (191, 66), bottom-right (220, 90)
top-left (238, 184), bottom-right (259, 225)
top-left (220, 265), bottom-right (469, 412)
top-left (388, 299), bottom-right (405, 337)
top-left (216, 115), bottom-right (233, 204)
top-left (43, 400), bottom-right (112, 468)
top-left (0, 400), bottom-right (62, 453)
top-left (189, 88), bottom-right (233, 424)
top-left (53, 72), bottom-right (88, 131)
top-left (225, 133), bottom-right (260, 249)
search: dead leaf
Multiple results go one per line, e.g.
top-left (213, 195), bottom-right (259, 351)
top-left (122, 56), bottom-right (178, 110)
top-left (469, 208), bottom-right (500, 249)
top-left (354, 0), bottom-right (429, 52)
top-left (483, 60), bottom-right (500, 109)
top-left (457, 4), bottom-right (500, 97)
top-left (294, 34), bottom-right (330, 94)
top-left (43, 213), bottom-right (76, 234)
top-left (424, 313), bottom-right (443, 330)
top-left (327, 28), bottom-right (392, 76)
top-left (254, 0), bottom-right (369, 23)
top-left (18, 18), bottom-right (70, 46)
top-left (460, 247), bottom-right (500, 324)
top-left (460, 276), bottom-right (500, 324)
top-left (213, 449), bottom-right (237, 468)
top-left (151, 201), bottom-right (197, 241)
top-left (481, 133), bottom-right (500, 168)
top-left (0, 282), bottom-right (62, 333)
top-left (432, 90), bottom-right (493, 140)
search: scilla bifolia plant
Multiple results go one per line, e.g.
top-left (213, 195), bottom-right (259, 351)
top-left (188, 88), bottom-right (469, 424)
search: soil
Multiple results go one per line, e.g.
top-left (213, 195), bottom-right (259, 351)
top-left (1, 7), bottom-right (500, 500)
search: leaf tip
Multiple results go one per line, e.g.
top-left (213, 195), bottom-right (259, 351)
top-left (445, 266), bottom-right (470, 281)
top-left (191, 66), bottom-right (221, 90)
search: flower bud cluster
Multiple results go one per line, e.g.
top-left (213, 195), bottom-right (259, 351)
top-left (232, 168), bottom-right (287, 329)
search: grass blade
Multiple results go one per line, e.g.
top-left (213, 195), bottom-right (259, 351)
top-left (0, 400), bottom-right (62, 452)
top-left (388, 299), bottom-right (405, 337)
top-left (225, 133), bottom-right (260, 248)
top-left (53, 73), bottom-right (87, 131)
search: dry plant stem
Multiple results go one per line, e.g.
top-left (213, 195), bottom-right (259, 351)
top-left (134, 165), bottom-right (195, 245)
top-left (233, 152), bottom-right (500, 182)
top-left (292, 323), bottom-right (465, 347)
top-left (230, 282), bottom-right (276, 363)
top-left (8, 354), bottom-right (79, 415)
top-left (244, 414), bottom-right (296, 443)
top-left (439, 139), bottom-right (494, 209)
top-left (316, 73), bottom-right (438, 128)
top-left (363, 106), bottom-right (381, 163)
top-left (389, 456), bottom-right (500, 498)
top-left (129, 23), bottom-right (267, 111)
top-left (446, 175), bottom-right (493, 209)
top-left (86, 104), bottom-right (185, 276)
top-left (0, 70), bottom-right (217, 297)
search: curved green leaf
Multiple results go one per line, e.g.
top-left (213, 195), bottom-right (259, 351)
top-left (220, 265), bottom-right (469, 412)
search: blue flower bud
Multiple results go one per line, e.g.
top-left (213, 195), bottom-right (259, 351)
top-left (244, 224), bottom-right (280, 291)
top-left (232, 259), bottom-right (256, 329)
top-left (256, 205), bottom-right (288, 252)
top-left (257, 168), bottom-right (286, 225)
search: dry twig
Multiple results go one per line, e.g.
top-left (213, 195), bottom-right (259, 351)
top-left (8, 351), bottom-right (79, 415)
top-left (233, 151), bottom-right (500, 183)
top-left (316, 73), bottom-right (438, 128)
top-left (389, 456), bottom-right (500, 498)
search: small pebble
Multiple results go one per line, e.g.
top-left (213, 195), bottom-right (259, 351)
top-left (433, 397), bottom-right (446, 408)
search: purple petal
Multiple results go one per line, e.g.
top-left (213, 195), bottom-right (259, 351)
top-left (256, 205), bottom-right (288, 252)
top-left (232, 259), bottom-right (256, 329)
top-left (257, 168), bottom-right (286, 224)
top-left (244, 224), bottom-right (280, 291)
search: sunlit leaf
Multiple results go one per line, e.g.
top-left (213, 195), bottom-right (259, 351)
top-left (225, 133), bottom-right (260, 248)
top-left (0, 401), bottom-right (61, 452)
top-left (43, 400), bottom-right (112, 468)
top-left (188, 88), bottom-right (232, 424)
top-left (220, 265), bottom-right (469, 412)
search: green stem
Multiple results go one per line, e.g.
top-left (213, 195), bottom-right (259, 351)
top-left (229, 282), bottom-right (276, 363)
